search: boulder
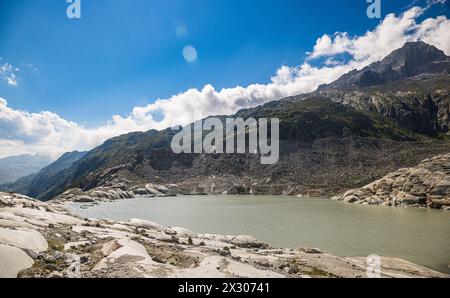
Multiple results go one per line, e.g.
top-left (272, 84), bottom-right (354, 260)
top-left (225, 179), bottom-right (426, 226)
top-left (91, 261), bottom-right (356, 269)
top-left (343, 195), bottom-right (360, 203)
top-left (231, 235), bottom-right (267, 249)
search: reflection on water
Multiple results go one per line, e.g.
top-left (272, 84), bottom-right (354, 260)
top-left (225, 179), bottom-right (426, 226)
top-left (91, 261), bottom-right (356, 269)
top-left (67, 195), bottom-right (450, 273)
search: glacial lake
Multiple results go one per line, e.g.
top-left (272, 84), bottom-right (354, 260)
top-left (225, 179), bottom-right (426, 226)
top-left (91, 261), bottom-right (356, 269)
top-left (67, 195), bottom-right (450, 273)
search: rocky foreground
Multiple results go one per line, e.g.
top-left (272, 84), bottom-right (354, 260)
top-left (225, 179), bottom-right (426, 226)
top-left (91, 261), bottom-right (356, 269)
top-left (333, 153), bottom-right (450, 209)
top-left (0, 192), bottom-right (448, 278)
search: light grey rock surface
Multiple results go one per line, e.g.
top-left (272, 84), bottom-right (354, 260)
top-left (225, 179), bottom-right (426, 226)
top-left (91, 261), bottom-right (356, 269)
top-left (333, 153), bottom-right (450, 209)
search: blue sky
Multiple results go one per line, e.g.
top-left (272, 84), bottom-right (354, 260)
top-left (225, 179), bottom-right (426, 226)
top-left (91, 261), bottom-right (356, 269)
top-left (0, 0), bottom-right (449, 158)
top-left (0, 0), bottom-right (447, 126)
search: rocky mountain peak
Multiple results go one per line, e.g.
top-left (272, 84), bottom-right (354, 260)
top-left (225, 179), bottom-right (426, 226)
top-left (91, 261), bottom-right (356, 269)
top-left (320, 41), bottom-right (450, 89)
top-left (380, 41), bottom-right (448, 74)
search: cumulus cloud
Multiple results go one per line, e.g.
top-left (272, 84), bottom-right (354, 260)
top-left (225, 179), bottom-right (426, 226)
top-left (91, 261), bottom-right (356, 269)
top-left (0, 97), bottom-right (165, 159)
top-left (308, 6), bottom-right (450, 64)
top-left (0, 4), bottom-right (449, 159)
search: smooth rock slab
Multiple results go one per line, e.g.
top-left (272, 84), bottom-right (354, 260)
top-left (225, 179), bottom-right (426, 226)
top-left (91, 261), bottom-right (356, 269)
top-left (0, 227), bottom-right (48, 251)
top-left (170, 227), bottom-right (197, 238)
top-left (129, 218), bottom-right (164, 232)
top-left (0, 244), bottom-right (34, 278)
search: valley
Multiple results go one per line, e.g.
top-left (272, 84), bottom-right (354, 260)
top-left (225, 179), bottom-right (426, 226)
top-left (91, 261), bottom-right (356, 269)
top-left (1, 41), bottom-right (449, 279)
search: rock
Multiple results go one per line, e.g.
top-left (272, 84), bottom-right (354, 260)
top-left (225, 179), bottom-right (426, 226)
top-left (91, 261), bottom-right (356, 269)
top-left (101, 240), bottom-right (123, 256)
top-left (430, 198), bottom-right (446, 209)
top-left (80, 256), bottom-right (89, 264)
top-left (1, 191), bottom-right (448, 279)
top-left (45, 255), bottom-right (57, 263)
top-left (300, 248), bottom-right (324, 254)
top-left (133, 188), bottom-right (151, 196)
top-left (99, 238), bottom-right (155, 266)
top-left (231, 235), bottom-right (267, 249)
top-left (0, 228), bottom-right (48, 251)
top-left (0, 244), bottom-right (34, 278)
top-left (54, 251), bottom-right (65, 260)
top-left (343, 195), bottom-right (360, 203)
top-left (395, 191), bottom-right (426, 206)
top-left (64, 241), bottom-right (90, 251)
top-left (152, 256), bottom-right (165, 264)
top-left (163, 228), bottom-right (177, 235)
top-left (219, 249), bottom-right (231, 257)
top-left (73, 196), bottom-right (96, 203)
top-left (170, 227), bottom-right (197, 238)
top-left (46, 264), bottom-right (58, 271)
top-left (129, 218), bottom-right (164, 232)
top-left (48, 272), bottom-right (64, 278)
top-left (431, 179), bottom-right (450, 196)
top-left (255, 260), bottom-right (271, 268)
top-left (334, 153), bottom-right (450, 210)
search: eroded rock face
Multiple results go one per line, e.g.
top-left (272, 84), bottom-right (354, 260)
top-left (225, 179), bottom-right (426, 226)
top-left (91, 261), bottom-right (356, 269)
top-left (333, 153), bottom-right (450, 210)
top-left (0, 192), bottom-right (447, 278)
top-left (54, 183), bottom-right (177, 204)
top-left (315, 42), bottom-right (450, 136)
top-left (56, 187), bottom-right (135, 203)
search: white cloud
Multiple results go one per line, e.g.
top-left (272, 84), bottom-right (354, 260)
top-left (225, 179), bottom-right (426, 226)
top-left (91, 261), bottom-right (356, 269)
top-left (0, 63), bottom-right (19, 86)
top-left (308, 5), bottom-right (450, 63)
top-left (0, 5), bottom-right (449, 159)
top-left (426, 0), bottom-right (447, 8)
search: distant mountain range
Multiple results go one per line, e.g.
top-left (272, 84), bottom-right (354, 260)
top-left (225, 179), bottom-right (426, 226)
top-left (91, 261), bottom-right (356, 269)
top-left (0, 154), bottom-right (53, 184)
top-left (4, 41), bottom-right (450, 201)
top-left (0, 151), bottom-right (86, 196)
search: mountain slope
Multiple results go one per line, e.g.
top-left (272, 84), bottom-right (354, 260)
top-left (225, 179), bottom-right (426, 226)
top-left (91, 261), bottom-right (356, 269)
top-left (13, 97), bottom-right (450, 201)
top-left (316, 42), bottom-right (450, 136)
top-left (7, 42), bottom-right (450, 201)
top-left (0, 154), bottom-right (53, 184)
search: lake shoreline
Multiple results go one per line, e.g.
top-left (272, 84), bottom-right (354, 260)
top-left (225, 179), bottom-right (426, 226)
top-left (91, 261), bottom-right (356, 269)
top-left (1, 192), bottom-right (448, 278)
top-left (65, 194), bottom-right (450, 274)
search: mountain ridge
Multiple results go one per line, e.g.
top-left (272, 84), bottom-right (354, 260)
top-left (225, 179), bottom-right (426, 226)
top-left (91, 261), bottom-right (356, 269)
top-left (6, 42), bottom-right (450, 201)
